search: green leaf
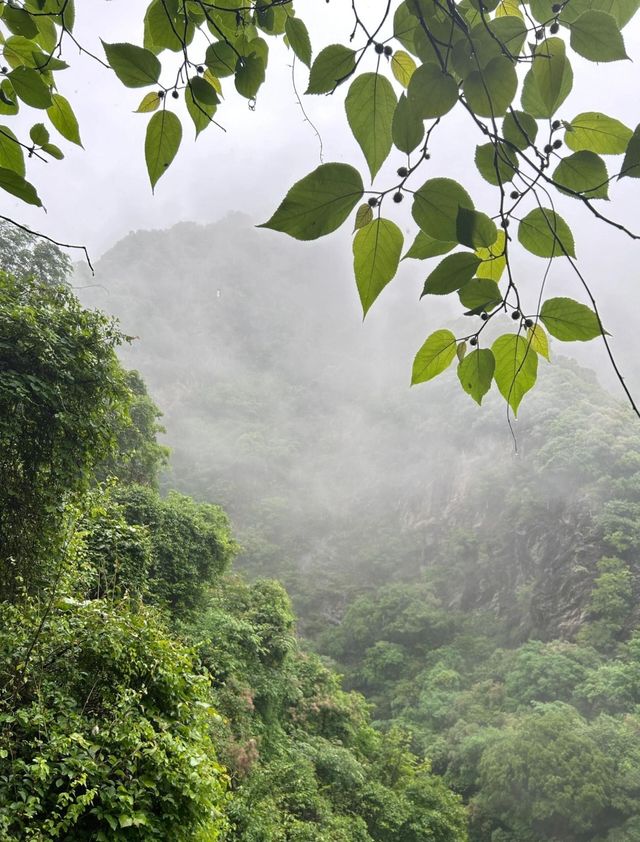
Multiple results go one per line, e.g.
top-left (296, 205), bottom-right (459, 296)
top-left (235, 55), bottom-right (265, 99)
top-left (412, 329), bottom-right (458, 384)
top-left (144, 0), bottom-right (194, 53)
top-left (521, 37), bottom-right (573, 118)
top-left (503, 110), bottom-right (538, 150)
top-left (306, 44), bottom-right (355, 94)
top-left (392, 93), bottom-right (424, 154)
top-left (0, 80), bottom-right (18, 116)
top-left (422, 252), bottom-right (481, 296)
top-left (353, 203), bottom-right (373, 231)
top-left (205, 41), bottom-right (236, 78)
top-left (539, 296), bottom-right (603, 340)
top-left (412, 178), bottom-right (475, 242)
top-left (458, 349), bottom-right (495, 404)
top-left (456, 208), bottom-right (498, 249)
top-left (528, 323), bottom-right (550, 360)
top-left (2, 5), bottom-right (38, 38)
top-left (459, 278), bottom-right (502, 312)
top-left (476, 229), bottom-right (507, 281)
top-left (463, 56), bottom-right (518, 117)
top-left (345, 73), bottom-right (397, 180)
top-left (552, 151), bottom-right (609, 199)
top-left (29, 122), bottom-right (49, 146)
top-left (186, 82), bottom-right (217, 137)
top-left (403, 230), bottom-right (455, 260)
top-left (285, 16), bottom-right (312, 67)
top-left (518, 208), bottom-right (576, 257)
top-left (457, 341), bottom-right (467, 362)
top-left (47, 94), bottom-right (82, 146)
top-left (353, 218), bottom-right (404, 316)
top-left (569, 11), bottom-right (628, 61)
top-left (144, 109), bottom-right (182, 191)
top-left (407, 63), bottom-right (458, 119)
top-left (136, 92), bottom-right (162, 113)
top-left (559, 0), bottom-right (640, 29)
top-left (391, 50), bottom-right (417, 87)
top-left (41, 141), bottom-right (63, 159)
top-left (260, 163), bottom-right (364, 241)
top-left (475, 142), bottom-right (518, 185)
top-left (565, 112), bottom-right (632, 154)
top-left (492, 333), bottom-right (538, 414)
top-left (0, 125), bottom-right (25, 176)
top-left (102, 41), bottom-right (161, 88)
top-left (8, 66), bottom-right (52, 109)
top-left (189, 76), bottom-right (219, 106)
top-left (0, 166), bottom-right (41, 205)
top-left (621, 124), bottom-right (640, 178)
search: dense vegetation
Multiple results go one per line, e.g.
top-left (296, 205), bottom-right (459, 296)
top-left (0, 245), bottom-right (467, 839)
top-left (76, 218), bottom-right (640, 841)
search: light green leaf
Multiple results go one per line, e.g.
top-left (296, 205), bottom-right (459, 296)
top-left (345, 73), bottom-right (397, 180)
top-left (539, 296), bottom-right (603, 340)
top-left (144, 109), bottom-right (182, 191)
top-left (422, 252), bottom-right (481, 296)
top-left (407, 63), bottom-right (458, 119)
top-left (412, 177), bottom-right (475, 242)
top-left (353, 218), bottom-right (404, 316)
top-left (392, 93), bottom-right (424, 154)
top-left (559, 0), bottom-right (640, 29)
top-left (475, 142), bottom-right (518, 185)
top-left (620, 124), bottom-right (640, 178)
top-left (354, 203), bottom-right (373, 231)
top-left (0, 125), bottom-right (25, 176)
top-left (528, 323), bottom-right (550, 360)
top-left (260, 163), bottom-right (364, 241)
top-left (306, 44), bottom-right (355, 94)
top-left (235, 55), bottom-right (265, 99)
top-left (553, 151), bottom-right (609, 199)
top-left (463, 56), bottom-right (517, 117)
top-left (503, 110), bottom-right (538, 150)
top-left (569, 11), bottom-right (628, 61)
top-left (8, 66), bottom-right (52, 109)
top-left (47, 94), bottom-right (82, 146)
top-left (456, 207), bottom-right (498, 249)
top-left (459, 278), bottom-right (502, 312)
top-left (403, 230), bottom-right (455, 260)
top-left (205, 41), bottom-right (236, 78)
top-left (458, 349), bottom-right (495, 404)
top-left (102, 41), bottom-right (161, 88)
top-left (29, 122), bottom-right (49, 146)
top-left (412, 329), bottom-right (458, 384)
top-left (0, 166), bottom-right (41, 206)
top-left (521, 37), bottom-right (573, 118)
top-left (457, 341), bottom-right (467, 362)
top-left (42, 141), bottom-right (63, 159)
top-left (565, 112), bottom-right (632, 154)
top-left (476, 229), bottom-right (507, 281)
top-left (144, 0), bottom-right (194, 53)
top-left (136, 92), bottom-right (162, 113)
top-left (391, 50), bottom-right (417, 87)
top-left (492, 333), bottom-right (538, 414)
top-left (518, 207), bottom-right (576, 257)
top-left (285, 16), bottom-right (312, 67)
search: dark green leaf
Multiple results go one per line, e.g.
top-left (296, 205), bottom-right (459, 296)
top-left (345, 73), bottom-right (397, 180)
top-left (260, 163), bottom-right (364, 241)
top-left (353, 218), bottom-right (404, 315)
top-left (412, 177), bottom-right (475, 242)
top-left (492, 333), bottom-right (538, 414)
top-left (569, 11), bottom-right (628, 61)
top-left (411, 329), bottom-right (458, 384)
top-left (407, 63), bottom-right (458, 119)
top-left (144, 109), bottom-right (182, 191)
top-left (392, 93), bottom-right (424, 154)
top-left (3, 5), bottom-right (38, 38)
top-left (552, 151), bottom-right (609, 199)
top-left (539, 296), bottom-right (603, 340)
top-left (518, 208), bottom-right (576, 257)
top-left (189, 76), bottom-right (219, 106)
top-left (0, 166), bottom-right (42, 205)
top-left (102, 41), bottom-right (161, 88)
top-left (306, 44), bottom-right (355, 94)
top-left (458, 278), bottom-right (502, 312)
top-left (185, 82), bottom-right (216, 137)
top-left (422, 252), bottom-right (482, 296)
top-left (29, 122), bottom-right (49, 146)
top-left (503, 111), bottom-right (538, 150)
top-left (458, 349), bottom-right (495, 404)
top-left (205, 41), bottom-right (236, 78)
top-left (463, 56), bottom-right (517, 117)
top-left (285, 16), bottom-right (312, 67)
top-left (621, 123), bottom-right (640, 178)
top-left (0, 125), bottom-right (25, 176)
top-left (456, 208), bottom-right (498, 249)
top-left (475, 142), bottom-right (518, 185)
top-left (41, 141), bottom-right (63, 159)
top-left (8, 66), bottom-right (52, 108)
top-left (235, 55), bottom-right (265, 99)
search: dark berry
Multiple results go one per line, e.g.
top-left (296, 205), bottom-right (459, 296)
top-left (172, 89), bottom-right (179, 99)
top-left (384, 45), bottom-right (393, 56)
top-left (197, 65), bottom-right (204, 73)
top-left (157, 90), bottom-right (165, 99)
top-left (368, 197), bottom-right (378, 207)
top-left (470, 336), bottom-right (478, 346)
top-left (510, 190), bottom-right (519, 199)
top-left (393, 192), bottom-right (403, 203)
top-left (525, 318), bottom-right (534, 328)
top-left (550, 22), bottom-right (559, 33)
top-left (544, 143), bottom-right (553, 153)
top-left (553, 139), bottom-right (562, 149)
top-left (552, 3), bottom-right (561, 10)
top-left (552, 119), bottom-right (561, 130)
top-left (501, 218), bottom-right (510, 229)
top-left (481, 312), bottom-right (489, 321)
top-left (374, 43), bottom-right (384, 54)
top-left (536, 27), bottom-right (545, 39)
top-left (1, 66), bottom-right (7, 74)
top-left (425, 153), bottom-right (431, 160)
top-left (397, 166), bottom-right (409, 177)
top-left (511, 309), bottom-right (521, 320)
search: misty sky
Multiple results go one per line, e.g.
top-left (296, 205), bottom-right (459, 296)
top-left (4, 2), bottom-right (640, 395)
